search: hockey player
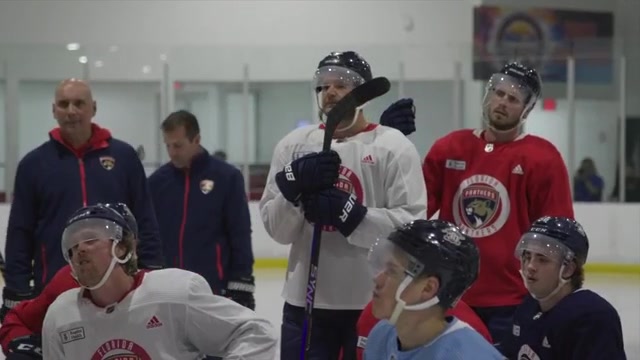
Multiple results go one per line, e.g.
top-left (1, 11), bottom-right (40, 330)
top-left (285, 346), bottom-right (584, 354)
top-left (500, 216), bottom-right (626, 359)
top-left (354, 296), bottom-right (493, 360)
top-left (259, 50), bottom-right (427, 359)
top-left (422, 62), bottom-right (574, 344)
top-left (0, 203), bottom-right (144, 359)
top-left (41, 204), bottom-right (277, 359)
top-left (351, 296), bottom-right (492, 360)
top-left (364, 219), bottom-right (504, 359)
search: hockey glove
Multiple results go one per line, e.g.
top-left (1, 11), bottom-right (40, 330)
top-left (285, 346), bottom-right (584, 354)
top-left (275, 150), bottom-right (341, 204)
top-left (380, 98), bottom-right (416, 136)
top-left (6, 335), bottom-right (42, 359)
top-left (1, 287), bottom-right (35, 324)
top-left (225, 276), bottom-right (256, 311)
top-left (302, 188), bottom-right (368, 237)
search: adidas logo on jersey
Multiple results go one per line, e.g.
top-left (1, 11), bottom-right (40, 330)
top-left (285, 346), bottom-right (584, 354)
top-left (146, 315), bottom-right (163, 329)
top-left (512, 164), bottom-right (524, 175)
top-left (361, 154), bottom-right (375, 164)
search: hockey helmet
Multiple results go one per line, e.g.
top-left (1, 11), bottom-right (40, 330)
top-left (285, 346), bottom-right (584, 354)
top-left (314, 51), bottom-right (372, 93)
top-left (62, 204), bottom-right (133, 262)
top-left (369, 219), bottom-right (479, 310)
top-left (104, 202), bottom-right (138, 238)
top-left (515, 216), bottom-right (589, 265)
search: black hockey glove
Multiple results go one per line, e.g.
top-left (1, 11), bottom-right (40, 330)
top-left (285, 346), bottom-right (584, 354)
top-left (6, 335), bottom-right (42, 359)
top-left (275, 150), bottom-right (341, 204)
top-left (1, 287), bottom-right (35, 324)
top-left (380, 98), bottom-right (416, 136)
top-left (225, 276), bottom-right (256, 311)
top-left (302, 188), bottom-right (368, 237)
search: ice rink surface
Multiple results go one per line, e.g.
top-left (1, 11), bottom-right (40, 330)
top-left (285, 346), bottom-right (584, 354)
top-left (0, 270), bottom-right (637, 359)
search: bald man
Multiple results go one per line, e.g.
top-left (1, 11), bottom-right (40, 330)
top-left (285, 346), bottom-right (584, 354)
top-left (1, 79), bottom-right (163, 322)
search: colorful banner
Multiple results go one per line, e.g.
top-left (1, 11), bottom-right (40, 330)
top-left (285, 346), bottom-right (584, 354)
top-left (473, 6), bottom-right (614, 84)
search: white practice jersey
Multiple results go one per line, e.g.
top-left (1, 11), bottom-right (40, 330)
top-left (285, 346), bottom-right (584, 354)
top-left (42, 268), bottom-right (277, 360)
top-left (260, 123), bottom-right (427, 309)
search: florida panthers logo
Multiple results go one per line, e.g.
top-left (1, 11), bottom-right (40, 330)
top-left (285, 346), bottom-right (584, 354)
top-left (91, 339), bottom-right (152, 360)
top-left (452, 175), bottom-right (510, 238)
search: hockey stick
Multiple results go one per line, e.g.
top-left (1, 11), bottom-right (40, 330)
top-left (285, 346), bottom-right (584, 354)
top-left (300, 77), bottom-right (391, 360)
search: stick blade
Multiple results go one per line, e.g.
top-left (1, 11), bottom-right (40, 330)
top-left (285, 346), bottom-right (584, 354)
top-left (323, 77), bottom-right (391, 148)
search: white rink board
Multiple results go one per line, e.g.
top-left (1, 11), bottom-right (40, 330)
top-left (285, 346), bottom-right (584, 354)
top-left (0, 203), bottom-right (639, 266)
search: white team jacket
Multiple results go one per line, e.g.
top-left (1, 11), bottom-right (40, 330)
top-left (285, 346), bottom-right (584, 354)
top-left (259, 123), bottom-right (427, 310)
top-left (42, 268), bottom-right (277, 360)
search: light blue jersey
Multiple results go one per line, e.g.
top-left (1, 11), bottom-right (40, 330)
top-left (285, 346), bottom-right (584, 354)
top-left (364, 317), bottom-right (505, 360)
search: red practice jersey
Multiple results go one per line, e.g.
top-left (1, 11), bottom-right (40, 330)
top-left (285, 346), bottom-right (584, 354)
top-left (422, 129), bottom-right (574, 307)
top-left (0, 265), bottom-right (78, 354)
top-left (353, 300), bottom-right (493, 360)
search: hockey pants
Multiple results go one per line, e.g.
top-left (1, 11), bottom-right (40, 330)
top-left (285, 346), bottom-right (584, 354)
top-left (281, 302), bottom-right (361, 360)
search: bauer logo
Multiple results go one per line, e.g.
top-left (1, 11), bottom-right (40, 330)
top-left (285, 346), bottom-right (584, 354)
top-left (452, 174), bottom-right (510, 238)
top-left (60, 326), bottom-right (85, 344)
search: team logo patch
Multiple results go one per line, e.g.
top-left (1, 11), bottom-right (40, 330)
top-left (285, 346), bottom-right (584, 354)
top-left (200, 180), bottom-right (214, 194)
top-left (452, 174), bottom-right (510, 238)
top-left (99, 156), bottom-right (116, 170)
top-left (91, 338), bottom-right (152, 360)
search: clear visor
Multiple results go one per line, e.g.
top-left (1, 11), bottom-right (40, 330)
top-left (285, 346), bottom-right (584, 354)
top-left (368, 238), bottom-right (423, 280)
top-left (62, 218), bottom-right (123, 260)
top-left (313, 66), bottom-right (365, 94)
top-left (484, 73), bottom-right (535, 107)
top-left (514, 232), bottom-right (574, 263)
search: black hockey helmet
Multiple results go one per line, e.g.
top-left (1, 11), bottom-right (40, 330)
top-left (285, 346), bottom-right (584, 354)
top-left (515, 216), bottom-right (589, 265)
top-left (62, 203), bottom-right (134, 254)
top-left (104, 203), bottom-right (138, 238)
top-left (317, 51), bottom-right (372, 82)
top-left (498, 62), bottom-right (542, 99)
top-left (383, 219), bottom-right (480, 309)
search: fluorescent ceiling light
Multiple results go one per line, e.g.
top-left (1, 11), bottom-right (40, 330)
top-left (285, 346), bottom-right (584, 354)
top-left (66, 43), bottom-right (80, 51)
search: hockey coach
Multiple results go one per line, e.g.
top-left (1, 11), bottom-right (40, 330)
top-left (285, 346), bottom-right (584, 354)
top-left (148, 110), bottom-right (256, 312)
top-left (1, 79), bottom-right (164, 321)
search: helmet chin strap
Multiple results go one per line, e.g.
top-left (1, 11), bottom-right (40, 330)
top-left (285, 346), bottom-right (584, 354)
top-left (389, 275), bottom-right (440, 325)
top-left (519, 265), bottom-right (570, 303)
top-left (72, 241), bottom-right (132, 291)
top-left (319, 104), bottom-right (366, 135)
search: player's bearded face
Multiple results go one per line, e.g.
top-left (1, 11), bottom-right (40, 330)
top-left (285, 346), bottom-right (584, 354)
top-left (486, 86), bottom-right (526, 130)
top-left (314, 66), bottom-right (365, 125)
top-left (68, 235), bottom-right (117, 288)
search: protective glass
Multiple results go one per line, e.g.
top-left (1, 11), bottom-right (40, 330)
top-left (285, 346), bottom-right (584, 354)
top-left (313, 65), bottom-right (366, 93)
top-left (514, 232), bottom-right (574, 264)
top-left (368, 238), bottom-right (423, 280)
top-left (61, 218), bottom-right (123, 262)
top-left (483, 73), bottom-right (535, 108)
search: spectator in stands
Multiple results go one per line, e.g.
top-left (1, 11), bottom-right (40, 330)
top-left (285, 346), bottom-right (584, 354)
top-left (148, 110), bottom-right (255, 310)
top-left (574, 157), bottom-right (604, 202)
top-left (1, 78), bottom-right (163, 322)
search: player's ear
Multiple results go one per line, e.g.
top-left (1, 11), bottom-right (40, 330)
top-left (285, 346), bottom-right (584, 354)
top-left (562, 261), bottom-right (577, 280)
top-left (420, 275), bottom-right (440, 301)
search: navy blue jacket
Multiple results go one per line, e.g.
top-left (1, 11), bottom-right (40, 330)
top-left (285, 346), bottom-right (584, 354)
top-left (148, 149), bottom-right (254, 294)
top-left (4, 124), bottom-right (164, 293)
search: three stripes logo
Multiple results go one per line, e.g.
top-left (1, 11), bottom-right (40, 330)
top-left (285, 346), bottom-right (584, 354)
top-left (146, 315), bottom-right (163, 329)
